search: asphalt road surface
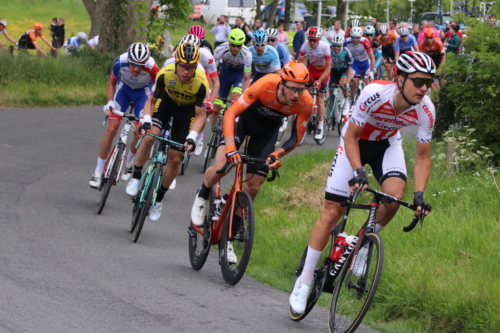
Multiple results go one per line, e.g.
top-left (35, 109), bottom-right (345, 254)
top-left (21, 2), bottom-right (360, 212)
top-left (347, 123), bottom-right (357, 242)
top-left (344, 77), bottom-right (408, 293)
top-left (0, 107), bottom-right (381, 333)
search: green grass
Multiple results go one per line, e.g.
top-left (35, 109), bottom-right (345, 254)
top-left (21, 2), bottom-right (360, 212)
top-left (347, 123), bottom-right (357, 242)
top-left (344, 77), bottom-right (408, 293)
top-left (248, 139), bottom-right (500, 333)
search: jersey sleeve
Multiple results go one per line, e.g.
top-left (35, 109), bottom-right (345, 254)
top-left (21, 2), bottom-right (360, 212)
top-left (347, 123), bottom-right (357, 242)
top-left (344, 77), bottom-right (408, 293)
top-left (152, 74), bottom-right (165, 99)
top-left (205, 54), bottom-right (218, 77)
top-left (213, 45), bottom-right (224, 64)
top-left (351, 83), bottom-right (381, 128)
top-left (194, 84), bottom-right (207, 107)
top-left (149, 63), bottom-right (160, 83)
top-left (29, 31), bottom-right (38, 44)
top-left (363, 39), bottom-right (373, 53)
top-left (437, 40), bottom-right (445, 55)
top-left (394, 38), bottom-right (401, 51)
top-left (322, 42), bottom-right (332, 61)
top-left (345, 49), bottom-right (353, 69)
top-left (110, 57), bottom-right (121, 81)
top-left (222, 81), bottom-right (262, 138)
top-left (243, 47), bottom-right (253, 72)
top-left (270, 46), bottom-right (281, 70)
top-left (416, 98), bottom-right (435, 143)
top-left (298, 40), bottom-right (308, 57)
top-left (410, 35), bottom-right (418, 46)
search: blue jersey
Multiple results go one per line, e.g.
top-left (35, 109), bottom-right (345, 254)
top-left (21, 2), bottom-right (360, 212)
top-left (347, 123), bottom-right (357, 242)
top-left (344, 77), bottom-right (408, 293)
top-left (394, 35), bottom-right (418, 53)
top-left (275, 42), bottom-right (291, 67)
top-left (249, 45), bottom-right (281, 74)
top-left (373, 45), bottom-right (382, 68)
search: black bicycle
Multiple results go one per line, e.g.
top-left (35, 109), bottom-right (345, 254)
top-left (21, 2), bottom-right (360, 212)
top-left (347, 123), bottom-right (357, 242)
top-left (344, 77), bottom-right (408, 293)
top-left (289, 186), bottom-right (427, 333)
top-left (203, 97), bottom-right (233, 172)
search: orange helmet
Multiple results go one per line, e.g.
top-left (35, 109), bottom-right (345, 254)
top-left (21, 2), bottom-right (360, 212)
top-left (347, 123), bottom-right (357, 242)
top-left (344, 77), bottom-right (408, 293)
top-left (280, 60), bottom-right (309, 84)
top-left (34, 22), bottom-right (43, 30)
top-left (424, 29), bottom-right (435, 38)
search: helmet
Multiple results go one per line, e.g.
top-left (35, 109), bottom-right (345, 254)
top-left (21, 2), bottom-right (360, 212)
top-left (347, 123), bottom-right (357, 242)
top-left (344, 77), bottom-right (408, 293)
top-left (331, 35), bottom-right (344, 46)
top-left (188, 25), bottom-right (206, 39)
top-left (380, 25), bottom-right (388, 34)
top-left (175, 41), bottom-right (201, 64)
top-left (307, 26), bottom-right (323, 38)
top-left (77, 32), bottom-right (87, 40)
top-left (265, 28), bottom-right (278, 39)
top-left (34, 22), bottom-right (43, 30)
top-left (127, 42), bottom-right (150, 65)
top-left (180, 34), bottom-right (201, 47)
top-left (398, 27), bottom-right (410, 36)
top-left (364, 26), bottom-right (375, 36)
top-left (252, 29), bottom-right (268, 43)
top-left (280, 60), bottom-right (310, 84)
top-left (0, 20), bottom-right (7, 27)
top-left (350, 27), bottom-right (363, 38)
top-left (396, 52), bottom-right (436, 75)
top-left (228, 29), bottom-right (245, 45)
top-left (424, 28), bottom-right (435, 38)
top-left (351, 19), bottom-right (360, 28)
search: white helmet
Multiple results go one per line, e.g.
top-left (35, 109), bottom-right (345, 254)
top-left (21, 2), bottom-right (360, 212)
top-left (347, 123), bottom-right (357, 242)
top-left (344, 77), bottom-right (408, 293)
top-left (364, 26), bottom-right (376, 36)
top-left (307, 26), bottom-right (323, 38)
top-left (77, 32), bottom-right (87, 40)
top-left (380, 25), bottom-right (388, 34)
top-left (265, 28), bottom-right (278, 39)
top-left (180, 34), bottom-right (201, 47)
top-left (398, 27), bottom-right (411, 36)
top-left (396, 52), bottom-right (436, 75)
top-left (331, 35), bottom-right (344, 46)
top-left (0, 20), bottom-right (7, 27)
top-left (127, 42), bottom-right (150, 65)
top-left (350, 27), bottom-right (363, 38)
top-left (351, 19), bottom-right (360, 28)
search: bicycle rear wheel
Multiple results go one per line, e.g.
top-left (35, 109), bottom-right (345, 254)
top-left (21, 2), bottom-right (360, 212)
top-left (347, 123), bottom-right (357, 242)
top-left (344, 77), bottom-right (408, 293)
top-left (315, 112), bottom-right (330, 145)
top-left (220, 191), bottom-right (254, 285)
top-left (188, 188), bottom-right (214, 270)
top-left (133, 165), bottom-right (160, 243)
top-left (328, 233), bottom-right (384, 333)
top-left (98, 144), bottom-right (124, 215)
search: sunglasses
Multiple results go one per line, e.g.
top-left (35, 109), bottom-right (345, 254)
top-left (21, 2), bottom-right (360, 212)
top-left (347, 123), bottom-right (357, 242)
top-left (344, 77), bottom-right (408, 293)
top-left (177, 62), bottom-right (197, 70)
top-left (128, 61), bottom-right (145, 69)
top-left (331, 45), bottom-right (342, 48)
top-left (267, 38), bottom-right (276, 42)
top-left (381, 34), bottom-right (388, 37)
top-left (253, 43), bottom-right (266, 47)
top-left (351, 37), bottom-right (360, 40)
top-left (400, 35), bottom-right (408, 38)
top-left (230, 43), bottom-right (242, 48)
top-left (283, 83), bottom-right (306, 94)
top-left (426, 37), bottom-right (434, 40)
top-left (365, 34), bottom-right (374, 37)
top-left (308, 38), bottom-right (319, 42)
top-left (407, 77), bottom-right (434, 89)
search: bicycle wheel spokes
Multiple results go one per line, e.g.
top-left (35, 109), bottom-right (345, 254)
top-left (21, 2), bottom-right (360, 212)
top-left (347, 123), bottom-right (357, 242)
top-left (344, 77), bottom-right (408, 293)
top-left (98, 144), bottom-right (124, 214)
top-left (133, 165), bottom-right (160, 243)
top-left (329, 233), bottom-right (384, 333)
top-left (220, 191), bottom-right (254, 285)
top-left (203, 132), bottom-right (218, 173)
top-left (188, 188), bottom-right (214, 270)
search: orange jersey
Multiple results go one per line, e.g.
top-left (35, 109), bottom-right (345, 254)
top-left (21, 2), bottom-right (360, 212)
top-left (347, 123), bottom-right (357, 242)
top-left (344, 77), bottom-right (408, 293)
top-left (223, 74), bottom-right (313, 155)
top-left (28, 30), bottom-right (47, 45)
top-left (418, 38), bottom-right (445, 58)
top-left (377, 31), bottom-right (397, 46)
top-left (344, 26), bottom-right (365, 39)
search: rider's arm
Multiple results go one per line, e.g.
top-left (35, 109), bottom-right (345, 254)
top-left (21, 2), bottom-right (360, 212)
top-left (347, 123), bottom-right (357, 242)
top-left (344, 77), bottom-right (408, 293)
top-left (242, 70), bottom-right (251, 92)
top-left (106, 78), bottom-right (118, 102)
top-left (191, 84), bottom-right (208, 134)
top-left (280, 98), bottom-right (313, 154)
top-left (209, 76), bottom-right (220, 104)
top-left (4, 31), bottom-right (16, 45)
top-left (40, 34), bottom-right (55, 50)
top-left (368, 51), bottom-right (375, 72)
top-left (318, 60), bottom-right (332, 83)
top-left (411, 35), bottom-right (419, 52)
top-left (144, 74), bottom-right (166, 117)
top-left (297, 41), bottom-right (308, 66)
top-left (414, 141), bottom-right (431, 193)
top-left (344, 121), bottom-right (364, 170)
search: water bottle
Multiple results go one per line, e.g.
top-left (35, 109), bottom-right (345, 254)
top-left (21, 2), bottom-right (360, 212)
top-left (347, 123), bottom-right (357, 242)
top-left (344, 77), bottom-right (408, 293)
top-left (331, 232), bottom-right (357, 262)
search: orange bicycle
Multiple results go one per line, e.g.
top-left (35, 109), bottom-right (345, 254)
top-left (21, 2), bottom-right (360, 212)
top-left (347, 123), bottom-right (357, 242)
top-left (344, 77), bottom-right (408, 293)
top-left (188, 155), bottom-right (280, 285)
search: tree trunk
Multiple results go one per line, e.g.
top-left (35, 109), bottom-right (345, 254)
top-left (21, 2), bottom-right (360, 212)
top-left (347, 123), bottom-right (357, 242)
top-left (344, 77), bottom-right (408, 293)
top-left (255, 1), bottom-right (262, 21)
top-left (284, 0), bottom-right (292, 31)
top-left (82, 0), bottom-right (103, 38)
top-left (267, 0), bottom-right (280, 27)
top-left (337, 0), bottom-right (346, 30)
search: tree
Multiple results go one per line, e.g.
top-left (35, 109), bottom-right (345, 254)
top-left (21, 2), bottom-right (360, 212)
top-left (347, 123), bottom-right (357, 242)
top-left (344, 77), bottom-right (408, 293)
top-left (82, 0), bottom-right (104, 38)
top-left (284, 0), bottom-right (292, 30)
top-left (337, 0), bottom-right (346, 28)
top-left (267, 0), bottom-right (280, 27)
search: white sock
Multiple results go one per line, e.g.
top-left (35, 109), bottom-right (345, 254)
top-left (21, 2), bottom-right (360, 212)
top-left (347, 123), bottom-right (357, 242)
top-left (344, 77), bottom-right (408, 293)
top-left (196, 132), bottom-right (203, 140)
top-left (125, 151), bottom-right (135, 163)
top-left (298, 245), bottom-right (323, 286)
top-left (318, 121), bottom-right (324, 130)
top-left (95, 158), bottom-right (106, 175)
top-left (374, 224), bottom-right (385, 234)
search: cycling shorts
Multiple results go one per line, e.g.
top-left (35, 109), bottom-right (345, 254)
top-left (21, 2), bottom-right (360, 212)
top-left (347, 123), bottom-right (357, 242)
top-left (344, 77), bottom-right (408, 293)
top-left (308, 65), bottom-right (330, 93)
top-left (253, 71), bottom-right (271, 83)
top-left (109, 80), bottom-right (150, 122)
top-left (219, 111), bottom-right (281, 177)
top-left (152, 91), bottom-right (195, 152)
top-left (216, 68), bottom-right (244, 105)
top-left (330, 69), bottom-right (348, 85)
top-left (351, 59), bottom-right (370, 77)
top-left (325, 125), bottom-right (407, 203)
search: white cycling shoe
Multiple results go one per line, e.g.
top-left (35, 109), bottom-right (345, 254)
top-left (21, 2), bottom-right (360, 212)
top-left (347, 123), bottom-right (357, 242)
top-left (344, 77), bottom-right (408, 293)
top-left (227, 241), bottom-right (237, 264)
top-left (314, 129), bottom-right (323, 140)
top-left (89, 173), bottom-right (102, 189)
top-left (126, 178), bottom-right (140, 196)
top-left (194, 135), bottom-right (203, 156)
top-left (120, 162), bottom-right (133, 182)
top-left (289, 278), bottom-right (311, 314)
top-left (169, 178), bottom-right (176, 189)
top-left (191, 194), bottom-right (208, 226)
top-left (149, 202), bottom-right (162, 221)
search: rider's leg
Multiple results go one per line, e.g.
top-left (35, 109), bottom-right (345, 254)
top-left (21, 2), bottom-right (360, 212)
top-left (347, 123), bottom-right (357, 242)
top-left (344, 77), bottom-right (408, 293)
top-left (155, 149), bottom-right (183, 203)
top-left (95, 119), bottom-right (121, 174)
top-left (132, 126), bottom-right (161, 174)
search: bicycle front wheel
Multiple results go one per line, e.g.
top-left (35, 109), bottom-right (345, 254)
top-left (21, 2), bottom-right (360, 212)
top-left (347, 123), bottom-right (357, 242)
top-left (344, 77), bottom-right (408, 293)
top-left (220, 191), bottom-right (254, 285)
top-left (98, 144), bottom-right (124, 214)
top-left (180, 151), bottom-right (190, 175)
top-left (315, 112), bottom-right (330, 145)
top-left (133, 164), bottom-right (160, 243)
top-left (188, 188), bottom-right (214, 270)
top-left (328, 233), bottom-right (384, 333)
top-left (203, 132), bottom-right (217, 173)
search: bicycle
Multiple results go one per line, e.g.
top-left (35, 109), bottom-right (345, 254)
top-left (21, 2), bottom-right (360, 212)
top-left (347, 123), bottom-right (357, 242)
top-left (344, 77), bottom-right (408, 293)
top-left (304, 85), bottom-right (329, 145)
top-left (97, 104), bottom-right (138, 214)
top-left (129, 133), bottom-right (185, 242)
top-left (188, 155), bottom-right (280, 285)
top-left (324, 83), bottom-right (350, 137)
top-left (203, 97), bottom-right (233, 173)
top-left (289, 186), bottom-right (427, 333)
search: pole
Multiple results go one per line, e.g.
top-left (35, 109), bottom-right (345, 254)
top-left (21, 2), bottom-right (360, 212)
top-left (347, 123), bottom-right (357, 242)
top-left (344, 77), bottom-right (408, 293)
top-left (345, 2), bottom-right (349, 30)
top-left (317, 1), bottom-right (322, 27)
top-left (451, 0), bottom-right (453, 15)
top-left (164, 28), bottom-right (170, 57)
top-left (386, 0), bottom-right (390, 24)
top-left (410, 1), bottom-right (413, 22)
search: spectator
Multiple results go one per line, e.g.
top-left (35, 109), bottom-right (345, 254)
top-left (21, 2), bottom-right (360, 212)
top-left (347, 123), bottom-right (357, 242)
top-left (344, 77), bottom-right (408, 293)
top-left (400, 22), bottom-right (408, 28)
top-left (88, 35), bottom-right (99, 49)
top-left (53, 18), bottom-right (65, 49)
top-left (277, 21), bottom-right (289, 45)
top-left (253, 19), bottom-right (264, 32)
top-left (416, 20), bottom-right (428, 43)
top-left (292, 21), bottom-right (305, 59)
top-left (370, 17), bottom-right (377, 28)
top-left (443, 20), bottom-right (451, 33)
top-left (328, 20), bottom-right (345, 42)
top-left (412, 24), bottom-right (419, 40)
top-left (49, 18), bottom-right (57, 38)
top-left (211, 15), bottom-right (230, 48)
top-left (375, 23), bottom-right (382, 37)
top-left (389, 19), bottom-right (398, 33)
top-left (427, 20), bottom-right (440, 38)
top-left (233, 16), bottom-right (252, 45)
top-left (444, 24), bottom-right (461, 55)
top-left (0, 20), bottom-right (17, 48)
top-left (442, 21), bottom-right (463, 40)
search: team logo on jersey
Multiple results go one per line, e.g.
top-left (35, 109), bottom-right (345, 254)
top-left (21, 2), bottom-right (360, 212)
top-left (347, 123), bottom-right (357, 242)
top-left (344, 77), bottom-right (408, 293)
top-left (372, 101), bottom-right (395, 116)
top-left (238, 95), bottom-right (250, 106)
top-left (208, 58), bottom-right (214, 64)
top-left (169, 80), bottom-right (176, 86)
top-left (398, 109), bottom-right (419, 125)
top-left (422, 105), bottom-right (434, 129)
top-left (359, 92), bottom-right (380, 112)
top-left (247, 92), bottom-right (253, 99)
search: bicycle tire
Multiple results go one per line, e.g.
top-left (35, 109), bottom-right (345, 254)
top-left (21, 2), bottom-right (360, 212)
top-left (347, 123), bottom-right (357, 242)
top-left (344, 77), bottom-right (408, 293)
top-left (328, 233), bottom-right (384, 333)
top-left (188, 188), bottom-right (215, 270)
top-left (133, 164), bottom-right (160, 243)
top-left (203, 132), bottom-right (217, 173)
top-left (220, 191), bottom-right (254, 285)
top-left (289, 246), bottom-right (332, 321)
top-left (98, 144), bottom-right (124, 215)
top-left (180, 151), bottom-right (190, 176)
top-left (315, 111), bottom-right (330, 145)
top-left (337, 101), bottom-right (344, 136)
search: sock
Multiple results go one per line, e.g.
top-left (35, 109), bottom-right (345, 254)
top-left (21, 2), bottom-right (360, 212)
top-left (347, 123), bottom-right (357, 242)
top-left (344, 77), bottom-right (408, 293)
top-left (95, 158), bottom-right (106, 175)
top-left (125, 151), bottom-right (135, 163)
top-left (156, 185), bottom-right (168, 202)
top-left (198, 182), bottom-right (212, 200)
top-left (318, 121), bottom-right (324, 130)
top-left (298, 245), bottom-right (323, 286)
top-left (132, 165), bottom-right (143, 180)
top-left (374, 224), bottom-right (385, 234)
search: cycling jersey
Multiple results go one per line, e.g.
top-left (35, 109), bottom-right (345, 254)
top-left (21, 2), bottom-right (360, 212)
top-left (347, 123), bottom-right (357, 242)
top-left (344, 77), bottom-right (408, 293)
top-left (249, 45), bottom-right (280, 74)
top-left (344, 37), bottom-right (373, 62)
top-left (373, 45), bottom-right (382, 68)
top-left (419, 39), bottom-right (445, 66)
top-left (213, 42), bottom-right (252, 72)
top-left (200, 39), bottom-right (213, 54)
top-left (330, 48), bottom-right (353, 71)
top-left (63, 36), bottom-right (88, 54)
top-left (344, 26), bottom-right (365, 39)
top-left (110, 53), bottom-right (159, 90)
top-left (394, 35), bottom-right (418, 54)
top-left (275, 42), bottom-right (292, 67)
top-left (18, 30), bottom-right (48, 49)
top-left (153, 63), bottom-right (208, 107)
top-left (298, 40), bottom-right (332, 69)
top-left (378, 33), bottom-right (397, 61)
top-left (163, 47), bottom-right (217, 78)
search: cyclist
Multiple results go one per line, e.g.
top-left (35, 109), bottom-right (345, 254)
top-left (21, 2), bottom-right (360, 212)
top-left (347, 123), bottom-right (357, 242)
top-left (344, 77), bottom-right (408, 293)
top-left (289, 52), bottom-right (435, 314)
top-left (211, 29), bottom-right (252, 127)
top-left (298, 26), bottom-right (332, 140)
top-left (265, 28), bottom-right (292, 67)
top-left (418, 28), bottom-right (445, 69)
top-left (344, 19), bottom-right (364, 39)
top-left (126, 42), bottom-right (208, 221)
top-left (249, 30), bottom-right (281, 82)
top-left (344, 26), bottom-right (375, 94)
top-left (329, 35), bottom-right (353, 111)
top-left (190, 61), bottom-right (314, 262)
top-left (0, 20), bottom-right (17, 48)
top-left (89, 43), bottom-right (159, 188)
top-left (364, 26), bottom-right (383, 79)
top-left (377, 25), bottom-right (398, 80)
top-left (189, 25), bottom-right (213, 54)
top-left (18, 23), bottom-right (57, 56)
top-left (63, 32), bottom-right (89, 55)
top-left (394, 27), bottom-right (419, 61)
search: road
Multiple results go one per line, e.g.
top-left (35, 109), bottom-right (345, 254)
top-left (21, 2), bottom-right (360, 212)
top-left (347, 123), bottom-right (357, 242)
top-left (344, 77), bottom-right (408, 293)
top-left (0, 106), bottom-right (380, 333)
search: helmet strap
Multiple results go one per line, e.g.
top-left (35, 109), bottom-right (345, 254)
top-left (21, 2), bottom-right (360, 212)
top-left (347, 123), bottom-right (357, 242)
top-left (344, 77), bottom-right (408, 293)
top-left (398, 75), bottom-right (417, 107)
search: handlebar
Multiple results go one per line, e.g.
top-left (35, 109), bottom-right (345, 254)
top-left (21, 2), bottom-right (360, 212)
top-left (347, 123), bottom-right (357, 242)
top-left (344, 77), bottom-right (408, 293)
top-left (215, 155), bottom-right (281, 182)
top-left (216, 96), bottom-right (234, 104)
top-left (103, 109), bottom-right (139, 126)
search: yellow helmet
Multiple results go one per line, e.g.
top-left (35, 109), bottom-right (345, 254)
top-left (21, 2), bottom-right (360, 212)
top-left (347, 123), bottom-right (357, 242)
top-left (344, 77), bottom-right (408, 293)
top-left (175, 41), bottom-right (201, 64)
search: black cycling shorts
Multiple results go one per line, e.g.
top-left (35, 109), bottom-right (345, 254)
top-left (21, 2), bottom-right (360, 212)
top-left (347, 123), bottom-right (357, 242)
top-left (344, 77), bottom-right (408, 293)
top-left (330, 69), bottom-right (348, 86)
top-left (18, 35), bottom-right (35, 50)
top-left (153, 91), bottom-right (195, 152)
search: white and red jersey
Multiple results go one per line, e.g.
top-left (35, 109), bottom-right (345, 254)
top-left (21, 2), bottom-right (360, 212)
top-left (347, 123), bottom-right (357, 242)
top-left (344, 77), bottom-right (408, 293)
top-left (344, 37), bottom-right (373, 62)
top-left (163, 47), bottom-right (217, 78)
top-left (298, 40), bottom-right (332, 69)
top-left (347, 80), bottom-right (435, 143)
top-left (111, 53), bottom-right (159, 89)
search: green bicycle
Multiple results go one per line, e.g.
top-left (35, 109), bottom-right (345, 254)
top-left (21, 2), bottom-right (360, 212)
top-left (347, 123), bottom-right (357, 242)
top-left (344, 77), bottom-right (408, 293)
top-left (130, 133), bottom-right (185, 242)
top-left (324, 83), bottom-right (351, 136)
top-left (203, 97), bottom-right (233, 173)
